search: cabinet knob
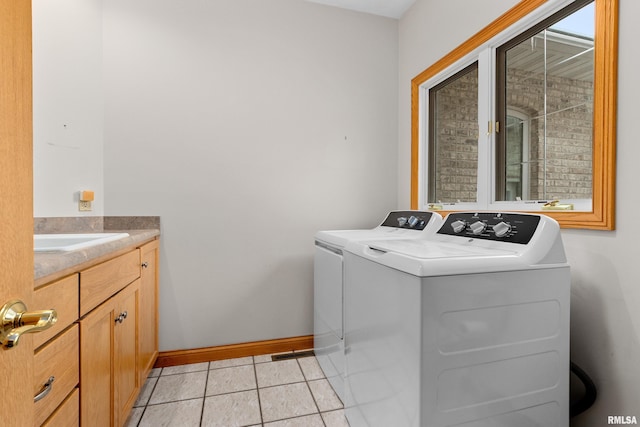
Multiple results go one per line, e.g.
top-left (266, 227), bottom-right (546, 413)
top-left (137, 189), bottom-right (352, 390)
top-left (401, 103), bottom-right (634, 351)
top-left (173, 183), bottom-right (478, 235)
top-left (115, 311), bottom-right (128, 324)
top-left (0, 300), bottom-right (57, 348)
top-left (141, 262), bottom-right (149, 269)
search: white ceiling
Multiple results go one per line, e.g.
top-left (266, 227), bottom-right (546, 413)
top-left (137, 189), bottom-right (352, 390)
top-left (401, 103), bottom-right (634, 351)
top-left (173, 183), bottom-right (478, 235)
top-left (306, 0), bottom-right (416, 19)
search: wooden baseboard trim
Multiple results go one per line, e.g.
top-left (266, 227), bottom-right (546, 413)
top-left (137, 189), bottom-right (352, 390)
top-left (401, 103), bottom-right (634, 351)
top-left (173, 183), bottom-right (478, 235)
top-left (154, 335), bottom-right (314, 368)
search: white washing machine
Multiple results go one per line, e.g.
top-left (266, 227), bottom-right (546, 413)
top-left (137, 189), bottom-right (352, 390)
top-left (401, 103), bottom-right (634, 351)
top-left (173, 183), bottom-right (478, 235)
top-left (314, 211), bottom-right (443, 403)
top-left (343, 212), bottom-right (570, 427)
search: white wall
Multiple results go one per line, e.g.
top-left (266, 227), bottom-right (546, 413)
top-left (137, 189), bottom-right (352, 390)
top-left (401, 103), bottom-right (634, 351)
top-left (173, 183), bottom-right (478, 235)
top-left (32, 0), bottom-right (104, 217)
top-left (102, 0), bottom-right (399, 350)
top-left (398, 0), bottom-right (640, 425)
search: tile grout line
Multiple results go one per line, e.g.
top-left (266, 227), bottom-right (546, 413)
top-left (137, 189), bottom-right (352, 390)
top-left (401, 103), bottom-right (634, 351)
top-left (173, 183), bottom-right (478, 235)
top-left (198, 362), bottom-right (211, 426)
top-left (131, 355), bottom-right (348, 427)
top-left (252, 356), bottom-right (265, 426)
top-left (135, 367), bottom-right (162, 426)
top-left (142, 396), bottom-right (206, 408)
top-left (297, 358), bottom-right (328, 427)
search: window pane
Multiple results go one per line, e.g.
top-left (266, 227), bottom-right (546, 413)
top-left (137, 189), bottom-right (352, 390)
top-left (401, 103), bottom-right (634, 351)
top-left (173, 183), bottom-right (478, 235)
top-left (498, 1), bottom-right (594, 201)
top-left (505, 114), bottom-right (528, 201)
top-left (428, 63), bottom-right (478, 203)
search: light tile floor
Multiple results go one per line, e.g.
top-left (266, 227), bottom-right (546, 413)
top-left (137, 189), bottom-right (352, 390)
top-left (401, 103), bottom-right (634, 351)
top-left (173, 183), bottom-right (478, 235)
top-left (126, 352), bottom-right (350, 427)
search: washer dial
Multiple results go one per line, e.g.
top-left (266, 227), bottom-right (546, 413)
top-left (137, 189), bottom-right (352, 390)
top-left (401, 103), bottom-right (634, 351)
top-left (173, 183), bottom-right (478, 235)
top-left (451, 220), bottom-right (467, 233)
top-left (493, 221), bottom-right (512, 238)
top-left (469, 221), bottom-right (487, 235)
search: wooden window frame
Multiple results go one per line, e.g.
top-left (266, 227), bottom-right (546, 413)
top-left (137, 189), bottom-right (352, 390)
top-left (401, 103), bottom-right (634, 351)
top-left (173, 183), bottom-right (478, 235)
top-left (410, 0), bottom-right (618, 230)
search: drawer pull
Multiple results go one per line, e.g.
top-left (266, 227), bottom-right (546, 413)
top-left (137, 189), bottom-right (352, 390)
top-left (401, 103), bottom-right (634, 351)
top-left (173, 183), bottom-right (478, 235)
top-left (34, 376), bottom-right (55, 403)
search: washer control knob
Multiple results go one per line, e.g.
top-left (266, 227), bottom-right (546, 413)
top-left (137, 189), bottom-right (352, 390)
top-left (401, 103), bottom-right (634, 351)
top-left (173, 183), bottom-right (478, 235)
top-left (407, 216), bottom-right (419, 228)
top-left (451, 220), bottom-right (467, 234)
top-left (493, 221), bottom-right (512, 238)
top-left (397, 217), bottom-right (408, 227)
top-left (469, 221), bottom-right (487, 235)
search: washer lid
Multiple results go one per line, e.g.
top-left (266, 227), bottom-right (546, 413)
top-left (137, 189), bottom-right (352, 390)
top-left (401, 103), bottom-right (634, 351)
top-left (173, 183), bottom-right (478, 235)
top-left (345, 241), bottom-right (561, 276)
top-left (367, 239), bottom-right (515, 259)
top-left (315, 211), bottom-right (442, 249)
top-left (344, 213), bottom-right (568, 276)
top-left (315, 227), bottom-right (420, 249)
top-left (348, 239), bottom-right (524, 276)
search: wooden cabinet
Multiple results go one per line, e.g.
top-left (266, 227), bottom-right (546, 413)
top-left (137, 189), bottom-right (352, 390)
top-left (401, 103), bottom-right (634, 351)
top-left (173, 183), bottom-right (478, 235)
top-left (33, 275), bottom-right (80, 427)
top-left (34, 325), bottom-right (79, 426)
top-left (80, 249), bottom-right (141, 317)
top-left (42, 389), bottom-right (79, 427)
top-left (34, 236), bottom-right (160, 427)
top-left (79, 295), bottom-right (113, 426)
top-left (114, 281), bottom-right (140, 427)
top-left (33, 274), bottom-right (79, 349)
top-left (80, 279), bottom-right (141, 427)
top-left (139, 240), bottom-right (159, 384)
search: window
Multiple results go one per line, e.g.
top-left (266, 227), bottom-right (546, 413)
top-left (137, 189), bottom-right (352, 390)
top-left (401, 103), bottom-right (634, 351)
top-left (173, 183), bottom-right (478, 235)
top-left (411, 0), bottom-right (617, 230)
top-left (428, 62), bottom-right (479, 204)
top-left (496, 0), bottom-right (594, 204)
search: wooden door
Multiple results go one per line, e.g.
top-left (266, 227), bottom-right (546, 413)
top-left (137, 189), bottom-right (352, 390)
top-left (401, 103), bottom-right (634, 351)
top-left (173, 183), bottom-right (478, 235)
top-left (0, 0), bottom-right (35, 425)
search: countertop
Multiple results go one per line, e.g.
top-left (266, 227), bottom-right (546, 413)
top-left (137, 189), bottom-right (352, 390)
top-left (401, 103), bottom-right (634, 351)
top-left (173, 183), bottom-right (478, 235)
top-left (34, 229), bottom-right (160, 287)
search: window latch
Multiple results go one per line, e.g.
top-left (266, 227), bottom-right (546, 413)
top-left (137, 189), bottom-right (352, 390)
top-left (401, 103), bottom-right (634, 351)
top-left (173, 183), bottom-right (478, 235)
top-left (487, 121), bottom-right (500, 135)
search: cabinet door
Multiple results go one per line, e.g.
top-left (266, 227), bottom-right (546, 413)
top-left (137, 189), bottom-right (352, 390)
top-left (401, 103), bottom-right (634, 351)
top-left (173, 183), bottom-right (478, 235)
top-left (80, 300), bottom-right (115, 427)
top-left (139, 240), bottom-right (159, 383)
top-left (114, 280), bottom-right (140, 427)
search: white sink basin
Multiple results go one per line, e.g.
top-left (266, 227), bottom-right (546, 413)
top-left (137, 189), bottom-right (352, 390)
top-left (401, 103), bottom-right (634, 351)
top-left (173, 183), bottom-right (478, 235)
top-left (34, 233), bottom-right (130, 252)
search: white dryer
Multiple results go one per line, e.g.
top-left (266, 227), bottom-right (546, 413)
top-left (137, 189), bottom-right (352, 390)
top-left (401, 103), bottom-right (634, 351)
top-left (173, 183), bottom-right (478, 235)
top-left (314, 211), bottom-right (443, 403)
top-left (343, 212), bottom-right (570, 427)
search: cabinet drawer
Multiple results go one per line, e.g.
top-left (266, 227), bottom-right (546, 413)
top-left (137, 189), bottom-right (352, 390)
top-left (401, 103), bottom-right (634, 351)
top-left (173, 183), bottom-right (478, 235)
top-left (42, 388), bottom-right (79, 427)
top-left (80, 250), bottom-right (140, 316)
top-left (34, 325), bottom-right (80, 427)
top-left (33, 274), bottom-right (79, 349)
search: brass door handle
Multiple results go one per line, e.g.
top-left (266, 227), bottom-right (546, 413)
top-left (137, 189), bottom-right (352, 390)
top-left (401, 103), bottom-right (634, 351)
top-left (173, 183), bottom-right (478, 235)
top-left (0, 300), bottom-right (57, 349)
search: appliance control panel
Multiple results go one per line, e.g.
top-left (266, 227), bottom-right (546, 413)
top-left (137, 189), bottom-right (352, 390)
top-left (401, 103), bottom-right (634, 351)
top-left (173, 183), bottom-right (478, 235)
top-left (380, 211), bottom-right (434, 231)
top-left (437, 212), bottom-right (541, 244)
